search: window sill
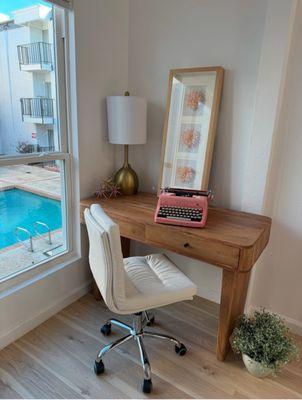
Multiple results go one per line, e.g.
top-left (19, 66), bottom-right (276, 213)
top-left (0, 251), bottom-right (82, 299)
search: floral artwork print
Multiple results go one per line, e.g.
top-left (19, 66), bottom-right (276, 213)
top-left (182, 85), bottom-right (206, 117)
top-left (186, 90), bottom-right (205, 111)
top-left (174, 159), bottom-right (197, 188)
top-left (161, 69), bottom-right (222, 190)
top-left (176, 166), bottom-right (196, 184)
top-left (179, 126), bottom-right (201, 153)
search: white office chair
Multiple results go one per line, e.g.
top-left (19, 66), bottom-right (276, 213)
top-left (84, 204), bottom-right (197, 393)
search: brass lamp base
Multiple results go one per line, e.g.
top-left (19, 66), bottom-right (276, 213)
top-left (114, 145), bottom-right (139, 195)
top-left (114, 163), bottom-right (138, 195)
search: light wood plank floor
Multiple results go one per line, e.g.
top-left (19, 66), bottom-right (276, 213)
top-left (0, 294), bottom-right (301, 399)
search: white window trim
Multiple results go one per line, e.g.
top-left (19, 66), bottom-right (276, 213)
top-left (45, 0), bottom-right (72, 10)
top-left (0, 6), bottom-right (80, 294)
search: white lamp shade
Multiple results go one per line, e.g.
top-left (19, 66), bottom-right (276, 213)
top-left (106, 96), bottom-right (147, 145)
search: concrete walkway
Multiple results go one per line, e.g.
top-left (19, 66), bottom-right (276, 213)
top-left (0, 164), bottom-right (61, 199)
top-left (0, 230), bottom-right (63, 281)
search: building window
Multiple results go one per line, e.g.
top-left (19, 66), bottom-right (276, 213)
top-left (47, 129), bottom-right (55, 150)
top-left (0, 1), bottom-right (73, 283)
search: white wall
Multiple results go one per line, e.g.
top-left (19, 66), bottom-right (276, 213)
top-left (0, 0), bottom-right (130, 348)
top-left (247, 0), bottom-right (302, 333)
top-left (2, 0), bottom-right (301, 348)
top-left (74, 0), bottom-right (129, 199)
top-left (126, 0), bottom-right (268, 302)
top-left (0, 255), bottom-right (91, 349)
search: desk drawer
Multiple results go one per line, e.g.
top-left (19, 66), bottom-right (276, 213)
top-left (146, 224), bottom-right (240, 270)
top-left (112, 216), bottom-right (145, 242)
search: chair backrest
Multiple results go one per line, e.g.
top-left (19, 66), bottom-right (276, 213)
top-left (84, 204), bottom-right (125, 313)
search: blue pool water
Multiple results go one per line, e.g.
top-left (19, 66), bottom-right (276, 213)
top-left (0, 189), bottom-right (62, 249)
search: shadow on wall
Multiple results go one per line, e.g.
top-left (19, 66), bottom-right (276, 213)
top-left (209, 69), bottom-right (236, 209)
top-left (250, 219), bottom-right (302, 325)
top-left (130, 100), bottom-right (166, 193)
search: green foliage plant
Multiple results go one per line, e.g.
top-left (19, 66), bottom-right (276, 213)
top-left (232, 309), bottom-right (299, 372)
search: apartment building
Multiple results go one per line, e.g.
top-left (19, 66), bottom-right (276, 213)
top-left (0, 4), bottom-right (58, 156)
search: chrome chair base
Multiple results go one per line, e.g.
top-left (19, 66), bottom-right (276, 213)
top-left (94, 311), bottom-right (187, 393)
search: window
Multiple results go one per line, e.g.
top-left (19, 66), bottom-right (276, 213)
top-left (0, 1), bottom-right (73, 283)
top-left (47, 129), bottom-right (55, 150)
top-left (45, 82), bottom-right (52, 98)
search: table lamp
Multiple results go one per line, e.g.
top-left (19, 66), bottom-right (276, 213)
top-left (106, 92), bottom-right (147, 195)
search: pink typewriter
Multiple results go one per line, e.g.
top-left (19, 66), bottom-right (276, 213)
top-left (154, 188), bottom-right (212, 228)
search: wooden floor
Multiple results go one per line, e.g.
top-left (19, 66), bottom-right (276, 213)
top-left (0, 294), bottom-right (301, 399)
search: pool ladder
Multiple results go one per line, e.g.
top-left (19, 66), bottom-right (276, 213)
top-left (14, 227), bottom-right (34, 252)
top-left (34, 221), bottom-right (52, 245)
top-left (14, 221), bottom-right (52, 252)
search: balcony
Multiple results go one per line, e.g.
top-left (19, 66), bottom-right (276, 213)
top-left (17, 42), bottom-right (52, 72)
top-left (21, 98), bottom-right (54, 124)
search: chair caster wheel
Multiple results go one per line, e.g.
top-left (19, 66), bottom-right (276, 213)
top-left (94, 359), bottom-right (105, 375)
top-left (175, 343), bottom-right (187, 356)
top-left (100, 323), bottom-right (111, 336)
top-left (142, 378), bottom-right (152, 393)
top-left (147, 315), bottom-right (155, 326)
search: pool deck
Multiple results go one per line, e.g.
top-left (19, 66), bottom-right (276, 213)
top-left (0, 230), bottom-right (64, 281)
top-left (0, 165), bottom-right (61, 199)
top-left (0, 165), bottom-right (63, 280)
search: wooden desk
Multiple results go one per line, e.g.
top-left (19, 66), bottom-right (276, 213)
top-left (80, 193), bottom-right (271, 361)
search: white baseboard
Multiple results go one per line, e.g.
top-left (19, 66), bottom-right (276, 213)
top-left (196, 286), bottom-right (220, 304)
top-left (282, 314), bottom-right (302, 336)
top-left (247, 305), bottom-right (302, 336)
top-left (0, 280), bottom-right (92, 350)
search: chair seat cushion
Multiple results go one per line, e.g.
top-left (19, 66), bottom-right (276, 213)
top-left (116, 253), bottom-right (197, 313)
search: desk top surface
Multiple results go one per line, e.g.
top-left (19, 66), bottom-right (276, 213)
top-left (80, 192), bottom-right (271, 250)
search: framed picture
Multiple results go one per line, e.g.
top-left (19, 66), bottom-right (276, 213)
top-left (158, 66), bottom-right (224, 192)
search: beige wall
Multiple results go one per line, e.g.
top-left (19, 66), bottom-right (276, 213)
top-left (247, 0), bottom-right (302, 333)
top-left (0, 0), bottom-right (130, 349)
top-left (75, 0), bottom-right (129, 199)
top-left (126, 0), bottom-right (268, 302)
top-left (125, 0), bottom-right (301, 328)
top-left (2, 0), bottom-right (301, 349)
top-left (127, 0), bottom-right (267, 210)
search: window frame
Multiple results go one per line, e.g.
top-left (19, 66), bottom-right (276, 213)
top-left (0, 6), bottom-right (79, 292)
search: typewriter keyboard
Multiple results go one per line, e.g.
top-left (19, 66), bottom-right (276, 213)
top-left (157, 205), bottom-right (202, 222)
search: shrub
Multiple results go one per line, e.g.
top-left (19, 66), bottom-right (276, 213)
top-left (16, 141), bottom-right (35, 154)
top-left (232, 309), bottom-right (298, 372)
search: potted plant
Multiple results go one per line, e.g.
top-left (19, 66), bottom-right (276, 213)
top-left (231, 309), bottom-right (298, 378)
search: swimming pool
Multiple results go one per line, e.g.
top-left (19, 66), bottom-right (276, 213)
top-left (0, 189), bottom-right (62, 249)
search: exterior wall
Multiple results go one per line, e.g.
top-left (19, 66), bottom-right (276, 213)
top-left (0, 25), bottom-right (35, 154)
top-left (0, 8), bottom-right (56, 156)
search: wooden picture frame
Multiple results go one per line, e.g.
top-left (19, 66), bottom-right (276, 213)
top-left (158, 66), bottom-right (224, 194)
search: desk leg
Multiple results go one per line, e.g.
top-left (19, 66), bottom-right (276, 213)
top-left (92, 280), bottom-right (102, 301)
top-left (92, 236), bottom-right (131, 300)
top-left (121, 236), bottom-right (131, 257)
top-left (216, 269), bottom-right (251, 361)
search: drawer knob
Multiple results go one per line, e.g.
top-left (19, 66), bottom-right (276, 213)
top-left (184, 242), bottom-right (190, 248)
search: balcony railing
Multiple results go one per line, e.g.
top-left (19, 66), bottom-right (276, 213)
top-left (21, 98), bottom-right (54, 124)
top-left (17, 42), bottom-right (52, 71)
top-left (18, 144), bottom-right (55, 154)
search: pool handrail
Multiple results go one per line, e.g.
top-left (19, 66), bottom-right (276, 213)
top-left (34, 221), bottom-right (52, 245)
top-left (14, 227), bottom-right (34, 252)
